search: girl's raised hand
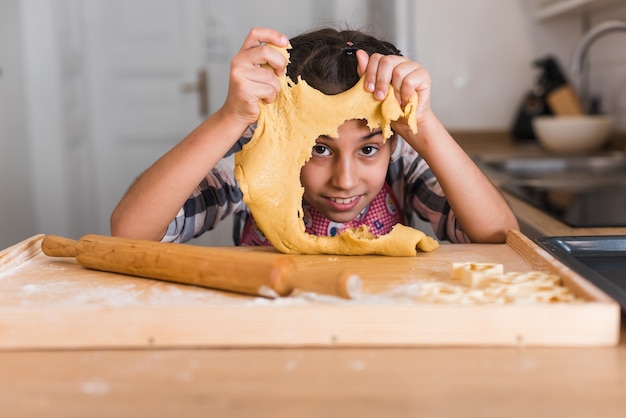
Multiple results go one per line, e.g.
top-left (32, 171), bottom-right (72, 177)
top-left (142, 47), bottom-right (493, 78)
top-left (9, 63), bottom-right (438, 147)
top-left (356, 50), bottom-right (433, 128)
top-left (222, 27), bottom-right (289, 127)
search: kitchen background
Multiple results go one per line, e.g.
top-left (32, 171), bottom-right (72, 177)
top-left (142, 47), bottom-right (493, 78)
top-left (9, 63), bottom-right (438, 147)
top-left (1, 0), bottom-right (625, 250)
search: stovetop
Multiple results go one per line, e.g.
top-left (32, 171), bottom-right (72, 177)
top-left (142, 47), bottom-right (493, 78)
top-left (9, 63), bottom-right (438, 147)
top-left (503, 182), bottom-right (626, 227)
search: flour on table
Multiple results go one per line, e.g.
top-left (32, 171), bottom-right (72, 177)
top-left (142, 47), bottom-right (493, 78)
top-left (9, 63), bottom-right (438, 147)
top-left (14, 278), bottom-right (238, 307)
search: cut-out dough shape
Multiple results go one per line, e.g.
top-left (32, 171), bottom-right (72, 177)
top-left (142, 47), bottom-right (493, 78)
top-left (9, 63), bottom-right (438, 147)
top-left (234, 46), bottom-right (439, 256)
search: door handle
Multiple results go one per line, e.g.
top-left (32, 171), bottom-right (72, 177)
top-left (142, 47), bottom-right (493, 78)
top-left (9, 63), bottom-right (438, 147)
top-left (181, 69), bottom-right (209, 117)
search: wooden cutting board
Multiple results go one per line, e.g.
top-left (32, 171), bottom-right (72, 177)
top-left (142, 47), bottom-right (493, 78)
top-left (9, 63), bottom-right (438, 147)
top-left (0, 231), bottom-right (619, 349)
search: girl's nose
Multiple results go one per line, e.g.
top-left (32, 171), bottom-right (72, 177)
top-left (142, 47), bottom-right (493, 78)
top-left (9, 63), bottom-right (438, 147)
top-left (331, 156), bottom-right (357, 190)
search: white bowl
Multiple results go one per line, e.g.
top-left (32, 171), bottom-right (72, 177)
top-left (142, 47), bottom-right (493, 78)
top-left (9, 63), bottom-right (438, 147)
top-left (532, 115), bottom-right (613, 154)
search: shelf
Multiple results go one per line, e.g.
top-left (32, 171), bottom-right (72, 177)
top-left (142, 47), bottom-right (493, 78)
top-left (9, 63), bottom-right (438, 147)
top-left (534, 0), bottom-right (620, 21)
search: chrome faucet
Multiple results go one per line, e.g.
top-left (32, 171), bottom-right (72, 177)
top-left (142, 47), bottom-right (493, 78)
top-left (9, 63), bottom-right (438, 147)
top-left (570, 19), bottom-right (626, 112)
top-left (571, 20), bottom-right (626, 75)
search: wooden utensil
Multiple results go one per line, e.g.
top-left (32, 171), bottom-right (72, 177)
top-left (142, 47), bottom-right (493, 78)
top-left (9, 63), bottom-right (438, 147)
top-left (41, 234), bottom-right (361, 299)
top-left (546, 85), bottom-right (584, 116)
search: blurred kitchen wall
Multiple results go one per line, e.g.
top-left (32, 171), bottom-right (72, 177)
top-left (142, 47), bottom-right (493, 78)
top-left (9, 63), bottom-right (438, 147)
top-left (413, 0), bottom-right (626, 133)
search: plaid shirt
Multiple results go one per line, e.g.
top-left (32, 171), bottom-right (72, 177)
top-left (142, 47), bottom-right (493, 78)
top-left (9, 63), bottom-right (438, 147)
top-left (162, 125), bottom-right (470, 245)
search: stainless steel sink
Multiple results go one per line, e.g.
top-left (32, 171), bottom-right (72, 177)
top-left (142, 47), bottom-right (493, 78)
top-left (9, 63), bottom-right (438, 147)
top-left (478, 152), bottom-right (626, 182)
top-left (476, 152), bottom-right (626, 227)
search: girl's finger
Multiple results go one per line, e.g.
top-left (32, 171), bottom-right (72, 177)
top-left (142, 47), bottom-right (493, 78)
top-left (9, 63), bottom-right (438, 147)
top-left (390, 64), bottom-right (429, 106)
top-left (362, 53), bottom-right (383, 96)
top-left (372, 54), bottom-right (410, 101)
top-left (239, 27), bottom-right (289, 52)
top-left (231, 64), bottom-right (282, 98)
top-left (250, 66), bottom-right (283, 96)
top-left (361, 53), bottom-right (409, 101)
top-left (232, 43), bottom-right (287, 78)
top-left (389, 62), bottom-right (418, 103)
top-left (356, 49), bottom-right (370, 78)
top-left (256, 45), bottom-right (289, 76)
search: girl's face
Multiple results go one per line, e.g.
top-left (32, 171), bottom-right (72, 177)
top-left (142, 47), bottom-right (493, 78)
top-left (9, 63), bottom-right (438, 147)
top-left (300, 119), bottom-right (394, 223)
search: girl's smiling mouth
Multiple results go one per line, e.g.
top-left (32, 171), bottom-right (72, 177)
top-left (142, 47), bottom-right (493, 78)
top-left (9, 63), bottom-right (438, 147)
top-left (326, 195), bottom-right (363, 210)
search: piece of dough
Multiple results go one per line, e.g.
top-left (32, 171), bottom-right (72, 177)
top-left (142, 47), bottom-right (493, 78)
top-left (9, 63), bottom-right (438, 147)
top-left (234, 45), bottom-right (439, 256)
top-left (451, 262), bottom-right (504, 288)
top-left (440, 262), bottom-right (576, 304)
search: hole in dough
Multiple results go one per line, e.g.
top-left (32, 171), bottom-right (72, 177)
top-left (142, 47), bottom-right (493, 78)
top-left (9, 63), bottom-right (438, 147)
top-left (234, 46), bottom-right (439, 256)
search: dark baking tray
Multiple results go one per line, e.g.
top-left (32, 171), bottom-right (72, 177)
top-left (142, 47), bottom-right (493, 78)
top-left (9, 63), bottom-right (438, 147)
top-left (536, 236), bottom-right (626, 310)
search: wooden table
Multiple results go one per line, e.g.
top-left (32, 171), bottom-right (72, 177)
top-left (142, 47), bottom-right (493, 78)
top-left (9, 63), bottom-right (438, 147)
top-left (1, 324), bottom-right (625, 417)
top-left (0, 232), bottom-right (624, 417)
top-left (3, 133), bottom-right (625, 417)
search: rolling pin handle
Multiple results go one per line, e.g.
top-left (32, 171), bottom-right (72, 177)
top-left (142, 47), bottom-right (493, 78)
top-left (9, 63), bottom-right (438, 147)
top-left (41, 235), bottom-right (79, 258)
top-left (291, 269), bottom-right (363, 300)
top-left (337, 272), bottom-right (363, 299)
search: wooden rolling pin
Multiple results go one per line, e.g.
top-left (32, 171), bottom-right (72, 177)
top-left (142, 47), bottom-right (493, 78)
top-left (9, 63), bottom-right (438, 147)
top-left (41, 234), bottom-right (361, 299)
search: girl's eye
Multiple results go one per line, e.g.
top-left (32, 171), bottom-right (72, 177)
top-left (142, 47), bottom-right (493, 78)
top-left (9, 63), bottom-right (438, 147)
top-left (312, 145), bottom-right (330, 156)
top-left (360, 146), bottom-right (379, 156)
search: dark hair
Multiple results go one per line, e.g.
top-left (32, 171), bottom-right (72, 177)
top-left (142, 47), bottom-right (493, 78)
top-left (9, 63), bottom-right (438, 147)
top-left (287, 28), bottom-right (402, 95)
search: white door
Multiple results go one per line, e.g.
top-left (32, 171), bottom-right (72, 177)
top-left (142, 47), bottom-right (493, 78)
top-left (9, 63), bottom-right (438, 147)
top-left (84, 0), bottom-right (218, 243)
top-left (0, 0), bottom-right (38, 249)
top-left (84, 0), bottom-right (334, 246)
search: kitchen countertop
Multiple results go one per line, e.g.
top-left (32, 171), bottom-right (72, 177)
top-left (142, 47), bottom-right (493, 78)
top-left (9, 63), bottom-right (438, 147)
top-left (2, 132), bottom-right (626, 417)
top-left (454, 131), bottom-right (626, 239)
top-left (1, 329), bottom-right (626, 417)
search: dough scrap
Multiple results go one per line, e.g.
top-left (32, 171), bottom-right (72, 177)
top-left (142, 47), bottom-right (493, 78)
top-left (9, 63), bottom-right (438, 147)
top-left (417, 262), bottom-right (577, 304)
top-left (451, 262), bottom-right (504, 288)
top-left (234, 45), bottom-right (439, 256)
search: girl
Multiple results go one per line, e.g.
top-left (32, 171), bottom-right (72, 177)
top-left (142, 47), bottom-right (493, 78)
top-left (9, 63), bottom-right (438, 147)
top-left (110, 27), bottom-right (518, 246)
